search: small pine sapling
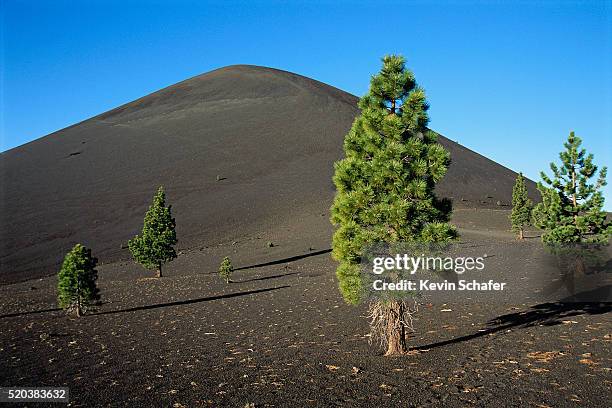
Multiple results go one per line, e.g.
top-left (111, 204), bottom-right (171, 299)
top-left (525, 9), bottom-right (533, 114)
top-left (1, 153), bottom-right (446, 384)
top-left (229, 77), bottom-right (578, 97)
top-left (533, 132), bottom-right (610, 245)
top-left (219, 256), bottom-right (233, 283)
top-left (57, 244), bottom-right (100, 317)
top-left (128, 186), bottom-right (178, 277)
top-left (510, 172), bottom-right (533, 239)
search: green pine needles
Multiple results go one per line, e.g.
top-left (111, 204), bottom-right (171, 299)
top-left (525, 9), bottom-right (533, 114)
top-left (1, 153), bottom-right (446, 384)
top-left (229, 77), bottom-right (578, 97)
top-left (330, 55), bottom-right (457, 355)
top-left (510, 173), bottom-right (533, 240)
top-left (57, 244), bottom-right (100, 317)
top-left (219, 256), bottom-right (233, 283)
top-left (128, 186), bottom-right (178, 277)
top-left (533, 132), bottom-right (610, 245)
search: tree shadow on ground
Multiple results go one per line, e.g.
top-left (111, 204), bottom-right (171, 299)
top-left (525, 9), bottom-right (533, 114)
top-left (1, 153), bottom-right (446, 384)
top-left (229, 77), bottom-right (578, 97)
top-left (412, 301), bottom-right (611, 351)
top-left (0, 300), bottom-right (113, 320)
top-left (234, 249), bottom-right (331, 271)
top-left (94, 285), bottom-right (290, 316)
top-left (238, 272), bottom-right (299, 283)
top-left (0, 307), bottom-right (62, 320)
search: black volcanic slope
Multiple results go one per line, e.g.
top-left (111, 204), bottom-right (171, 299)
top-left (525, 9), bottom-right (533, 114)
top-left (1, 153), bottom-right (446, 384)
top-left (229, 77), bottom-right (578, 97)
top-left (0, 65), bottom-right (537, 283)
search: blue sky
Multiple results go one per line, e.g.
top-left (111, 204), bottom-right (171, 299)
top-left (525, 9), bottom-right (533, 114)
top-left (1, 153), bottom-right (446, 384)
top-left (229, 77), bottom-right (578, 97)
top-left (2, 0), bottom-right (611, 208)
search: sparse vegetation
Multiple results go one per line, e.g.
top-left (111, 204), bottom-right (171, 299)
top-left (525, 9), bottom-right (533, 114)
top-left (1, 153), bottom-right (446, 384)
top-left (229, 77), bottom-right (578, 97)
top-left (128, 186), bottom-right (178, 277)
top-left (219, 256), bottom-right (233, 283)
top-left (3, 62), bottom-right (611, 406)
top-left (330, 55), bottom-right (457, 355)
top-left (510, 172), bottom-right (533, 239)
top-left (57, 244), bottom-right (100, 317)
top-left (533, 132), bottom-right (610, 245)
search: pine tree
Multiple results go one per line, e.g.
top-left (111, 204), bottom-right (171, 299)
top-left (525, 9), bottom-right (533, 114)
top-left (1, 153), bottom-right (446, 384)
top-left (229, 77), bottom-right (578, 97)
top-left (330, 55), bottom-right (457, 355)
top-left (219, 256), bottom-right (233, 284)
top-left (510, 172), bottom-right (533, 239)
top-left (57, 244), bottom-right (100, 317)
top-left (533, 132), bottom-right (610, 245)
top-left (128, 186), bottom-right (177, 277)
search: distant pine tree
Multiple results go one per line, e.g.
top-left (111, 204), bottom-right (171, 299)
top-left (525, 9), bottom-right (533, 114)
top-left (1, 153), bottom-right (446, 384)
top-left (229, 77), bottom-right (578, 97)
top-left (57, 244), bottom-right (100, 317)
top-left (533, 132), bottom-right (610, 245)
top-left (128, 186), bottom-right (177, 277)
top-left (510, 173), bottom-right (533, 239)
top-left (219, 256), bottom-right (233, 284)
top-left (330, 55), bottom-right (457, 355)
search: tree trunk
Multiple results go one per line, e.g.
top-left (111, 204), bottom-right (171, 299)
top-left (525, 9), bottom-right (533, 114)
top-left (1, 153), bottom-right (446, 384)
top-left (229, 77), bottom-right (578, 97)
top-left (76, 294), bottom-right (82, 317)
top-left (575, 256), bottom-right (585, 275)
top-left (156, 264), bottom-right (162, 278)
top-left (75, 276), bottom-right (82, 317)
top-left (384, 301), bottom-right (407, 356)
top-left (519, 229), bottom-right (524, 240)
top-left (571, 167), bottom-right (578, 223)
top-left (564, 254), bottom-right (585, 300)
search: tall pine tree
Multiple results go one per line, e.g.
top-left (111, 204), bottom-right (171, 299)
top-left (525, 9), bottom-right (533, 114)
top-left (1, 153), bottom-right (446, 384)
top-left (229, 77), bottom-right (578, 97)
top-left (57, 244), bottom-right (100, 317)
top-left (510, 172), bottom-right (532, 240)
top-left (533, 132), bottom-right (610, 245)
top-left (331, 55), bottom-right (457, 355)
top-left (128, 186), bottom-right (178, 277)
